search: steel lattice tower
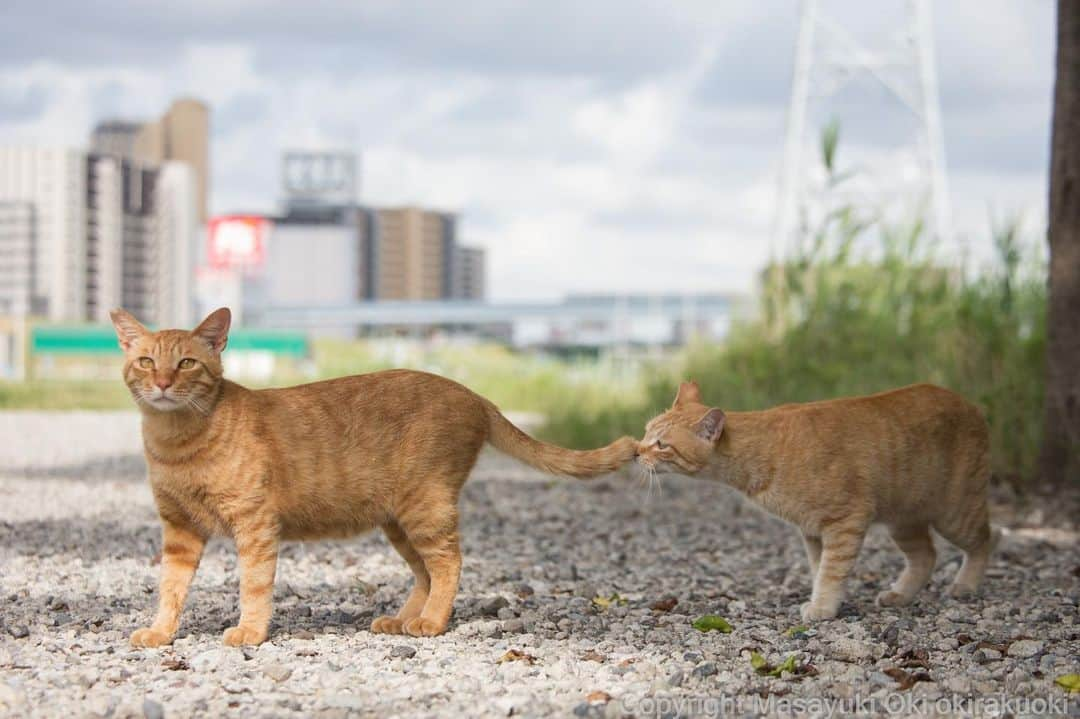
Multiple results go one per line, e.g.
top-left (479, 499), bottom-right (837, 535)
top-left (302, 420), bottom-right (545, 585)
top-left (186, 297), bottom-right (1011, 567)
top-left (775, 0), bottom-right (953, 252)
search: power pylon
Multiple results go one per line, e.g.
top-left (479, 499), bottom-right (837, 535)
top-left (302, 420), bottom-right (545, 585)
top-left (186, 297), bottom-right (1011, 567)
top-left (775, 0), bottom-right (952, 252)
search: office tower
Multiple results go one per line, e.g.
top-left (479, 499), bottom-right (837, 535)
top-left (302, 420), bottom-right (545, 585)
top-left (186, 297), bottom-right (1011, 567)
top-left (0, 201), bottom-right (36, 316)
top-left (85, 155), bottom-right (196, 327)
top-left (92, 98), bottom-right (210, 222)
top-left (451, 245), bottom-right (486, 300)
top-left (155, 162), bottom-right (196, 328)
top-left (0, 146), bottom-right (87, 321)
top-left (89, 120), bottom-right (144, 160)
top-left (373, 207), bottom-right (453, 300)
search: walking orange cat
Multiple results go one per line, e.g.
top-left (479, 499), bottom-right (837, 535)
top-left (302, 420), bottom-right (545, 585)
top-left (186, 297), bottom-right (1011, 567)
top-left (111, 307), bottom-right (636, 647)
top-left (634, 381), bottom-right (998, 621)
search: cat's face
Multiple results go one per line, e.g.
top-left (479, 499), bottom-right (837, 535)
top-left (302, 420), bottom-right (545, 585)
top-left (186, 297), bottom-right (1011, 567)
top-left (110, 308), bottom-right (231, 414)
top-left (635, 381), bottom-right (725, 475)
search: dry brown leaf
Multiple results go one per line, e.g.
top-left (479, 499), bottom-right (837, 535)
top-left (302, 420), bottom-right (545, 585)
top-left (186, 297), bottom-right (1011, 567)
top-left (896, 648), bottom-right (931, 670)
top-left (581, 650), bottom-right (606, 663)
top-left (161, 658), bottom-right (189, 671)
top-left (586, 691), bottom-right (612, 704)
top-left (497, 649), bottom-right (536, 665)
top-left (975, 640), bottom-right (1010, 654)
top-left (883, 667), bottom-right (933, 691)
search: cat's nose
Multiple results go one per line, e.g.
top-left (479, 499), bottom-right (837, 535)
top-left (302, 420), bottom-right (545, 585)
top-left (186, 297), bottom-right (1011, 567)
top-left (155, 377), bottom-right (173, 391)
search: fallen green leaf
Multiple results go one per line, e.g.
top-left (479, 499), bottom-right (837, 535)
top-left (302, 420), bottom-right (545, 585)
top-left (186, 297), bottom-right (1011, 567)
top-left (1056, 674), bottom-right (1080, 694)
top-left (772, 655), bottom-right (798, 677)
top-left (785, 625), bottom-right (809, 638)
top-left (692, 615), bottom-right (733, 633)
top-left (592, 593), bottom-right (627, 610)
top-left (751, 652), bottom-right (800, 677)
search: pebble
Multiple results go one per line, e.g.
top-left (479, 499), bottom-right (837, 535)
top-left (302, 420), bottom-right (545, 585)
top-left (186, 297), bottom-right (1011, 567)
top-left (389, 645), bottom-right (417, 659)
top-left (0, 682), bottom-right (27, 712)
top-left (262, 663), bottom-right (292, 682)
top-left (828, 637), bottom-right (878, 663)
top-left (479, 596), bottom-right (510, 617)
top-left (692, 662), bottom-right (718, 678)
top-left (501, 618), bottom-right (525, 634)
top-left (1006, 640), bottom-right (1044, 658)
top-left (142, 697), bottom-right (164, 719)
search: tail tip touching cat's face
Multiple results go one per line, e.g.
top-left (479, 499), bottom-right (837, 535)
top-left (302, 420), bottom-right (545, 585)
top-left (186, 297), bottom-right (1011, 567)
top-left (634, 381), bottom-right (725, 475)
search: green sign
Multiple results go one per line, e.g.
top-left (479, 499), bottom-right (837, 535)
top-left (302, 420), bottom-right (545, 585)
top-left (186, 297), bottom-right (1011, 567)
top-left (31, 325), bottom-right (308, 357)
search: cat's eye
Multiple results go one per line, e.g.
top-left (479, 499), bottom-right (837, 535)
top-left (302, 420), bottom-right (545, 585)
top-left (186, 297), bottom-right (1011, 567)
top-left (655, 440), bottom-right (668, 450)
top-left (178, 358), bottom-right (197, 370)
top-left (137, 357), bottom-right (154, 370)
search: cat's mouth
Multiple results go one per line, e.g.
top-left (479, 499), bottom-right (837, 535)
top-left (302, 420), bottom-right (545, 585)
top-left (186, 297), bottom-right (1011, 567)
top-left (142, 392), bottom-right (182, 411)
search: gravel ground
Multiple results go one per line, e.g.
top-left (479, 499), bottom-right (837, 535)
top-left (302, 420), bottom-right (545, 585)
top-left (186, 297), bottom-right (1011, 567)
top-left (1, 412), bottom-right (1078, 718)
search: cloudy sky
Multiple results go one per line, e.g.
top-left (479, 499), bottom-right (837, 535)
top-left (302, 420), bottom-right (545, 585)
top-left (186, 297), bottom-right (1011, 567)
top-left (0, 1), bottom-right (1054, 299)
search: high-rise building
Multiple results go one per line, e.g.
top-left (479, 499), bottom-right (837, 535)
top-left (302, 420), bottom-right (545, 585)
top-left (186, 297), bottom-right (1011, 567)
top-left (372, 207), bottom-right (453, 300)
top-left (0, 147), bottom-right (87, 321)
top-left (92, 98), bottom-right (210, 222)
top-left (0, 201), bottom-right (36, 316)
top-left (89, 120), bottom-right (144, 160)
top-left (85, 154), bottom-right (196, 327)
top-left (0, 145), bottom-right (195, 326)
top-left (156, 162), bottom-right (197, 328)
top-left (451, 245), bottom-right (486, 300)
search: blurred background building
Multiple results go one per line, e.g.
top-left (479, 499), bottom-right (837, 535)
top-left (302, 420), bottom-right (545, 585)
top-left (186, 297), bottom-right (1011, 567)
top-left (0, 147), bottom-right (88, 321)
top-left (0, 100), bottom-right (203, 330)
top-left (91, 99), bottom-right (209, 222)
top-left (197, 150), bottom-right (488, 335)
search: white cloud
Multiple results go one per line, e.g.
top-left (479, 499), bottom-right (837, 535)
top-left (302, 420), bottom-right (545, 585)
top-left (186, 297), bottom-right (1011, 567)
top-left (0, 0), bottom-right (1056, 300)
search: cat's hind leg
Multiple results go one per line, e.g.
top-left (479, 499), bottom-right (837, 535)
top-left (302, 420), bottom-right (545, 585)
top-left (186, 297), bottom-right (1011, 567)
top-left (800, 520), bottom-right (867, 621)
top-left (390, 491), bottom-right (463, 638)
top-left (876, 524), bottom-right (936, 607)
top-left (371, 521), bottom-right (432, 635)
top-left (934, 503), bottom-right (997, 598)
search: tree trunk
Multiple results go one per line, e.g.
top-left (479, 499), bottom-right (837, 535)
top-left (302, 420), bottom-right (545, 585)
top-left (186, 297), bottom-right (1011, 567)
top-left (1040, 0), bottom-right (1080, 485)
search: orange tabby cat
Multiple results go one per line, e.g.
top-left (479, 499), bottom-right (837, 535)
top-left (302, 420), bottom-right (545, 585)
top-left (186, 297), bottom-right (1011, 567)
top-left (635, 381), bottom-right (997, 621)
top-left (111, 307), bottom-right (636, 647)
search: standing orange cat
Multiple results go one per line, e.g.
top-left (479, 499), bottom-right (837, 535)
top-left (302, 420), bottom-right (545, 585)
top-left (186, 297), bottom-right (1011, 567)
top-left (111, 307), bottom-right (636, 646)
top-left (635, 382), bottom-right (997, 621)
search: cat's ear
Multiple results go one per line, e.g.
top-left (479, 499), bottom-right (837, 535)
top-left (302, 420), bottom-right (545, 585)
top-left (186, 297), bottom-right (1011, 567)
top-left (109, 309), bottom-right (148, 352)
top-left (673, 381), bottom-right (702, 407)
top-left (694, 408), bottom-right (726, 442)
top-left (192, 307), bottom-right (231, 354)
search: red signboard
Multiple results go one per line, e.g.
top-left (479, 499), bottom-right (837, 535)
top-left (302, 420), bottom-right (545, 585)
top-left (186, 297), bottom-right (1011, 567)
top-left (207, 215), bottom-right (267, 270)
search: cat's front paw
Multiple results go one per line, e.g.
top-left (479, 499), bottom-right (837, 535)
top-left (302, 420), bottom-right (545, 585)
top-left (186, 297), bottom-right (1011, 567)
top-left (876, 590), bottom-right (916, 607)
top-left (799, 602), bottom-right (838, 622)
top-left (370, 616), bottom-right (405, 634)
top-left (946, 582), bottom-right (979, 600)
top-left (130, 627), bottom-right (172, 648)
top-left (222, 625), bottom-right (267, 646)
top-left (403, 617), bottom-right (446, 637)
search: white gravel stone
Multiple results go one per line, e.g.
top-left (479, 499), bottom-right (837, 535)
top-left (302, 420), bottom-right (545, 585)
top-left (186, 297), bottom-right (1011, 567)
top-left (1006, 639), bottom-right (1044, 658)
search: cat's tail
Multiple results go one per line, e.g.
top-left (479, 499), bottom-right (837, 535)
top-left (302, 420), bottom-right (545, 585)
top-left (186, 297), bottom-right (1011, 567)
top-left (483, 402), bottom-right (638, 479)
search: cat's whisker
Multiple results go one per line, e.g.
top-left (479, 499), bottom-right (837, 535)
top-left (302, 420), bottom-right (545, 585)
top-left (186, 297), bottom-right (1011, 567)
top-left (183, 394), bottom-right (211, 417)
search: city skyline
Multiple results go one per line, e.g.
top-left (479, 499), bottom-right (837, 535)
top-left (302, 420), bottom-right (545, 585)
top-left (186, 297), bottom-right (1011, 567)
top-left (0, 1), bottom-right (1055, 300)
